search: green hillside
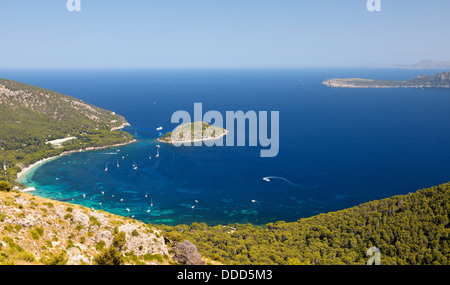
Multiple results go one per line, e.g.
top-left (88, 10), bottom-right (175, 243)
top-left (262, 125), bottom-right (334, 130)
top-left (0, 79), bottom-right (134, 184)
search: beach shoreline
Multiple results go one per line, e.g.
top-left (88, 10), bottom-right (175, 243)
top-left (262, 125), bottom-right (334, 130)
top-left (15, 139), bottom-right (137, 185)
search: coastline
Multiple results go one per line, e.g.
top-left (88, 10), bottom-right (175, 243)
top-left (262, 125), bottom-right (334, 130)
top-left (157, 130), bottom-right (228, 144)
top-left (15, 139), bottom-right (137, 186)
top-left (110, 122), bottom-right (131, 131)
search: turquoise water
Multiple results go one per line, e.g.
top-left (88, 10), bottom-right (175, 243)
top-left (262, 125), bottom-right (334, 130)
top-left (7, 68), bottom-right (450, 226)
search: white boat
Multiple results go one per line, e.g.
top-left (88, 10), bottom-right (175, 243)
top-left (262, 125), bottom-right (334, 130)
top-left (133, 161), bottom-right (138, 170)
top-left (156, 126), bottom-right (163, 131)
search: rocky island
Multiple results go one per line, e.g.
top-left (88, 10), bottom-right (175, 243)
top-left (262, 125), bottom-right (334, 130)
top-left (0, 79), bottom-right (135, 185)
top-left (323, 71), bottom-right (450, 88)
top-left (158, 121), bottom-right (227, 144)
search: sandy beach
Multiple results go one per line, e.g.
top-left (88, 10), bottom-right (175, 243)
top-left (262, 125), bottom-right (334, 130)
top-left (16, 139), bottom-right (137, 184)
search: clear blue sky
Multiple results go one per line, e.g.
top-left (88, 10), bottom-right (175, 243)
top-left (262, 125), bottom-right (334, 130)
top-left (1, 0), bottom-right (449, 69)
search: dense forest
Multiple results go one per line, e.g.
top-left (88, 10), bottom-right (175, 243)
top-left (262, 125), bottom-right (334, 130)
top-left (157, 182), bottom-right (450, 265)
top-left (0, 79), bottom-right (134, 184)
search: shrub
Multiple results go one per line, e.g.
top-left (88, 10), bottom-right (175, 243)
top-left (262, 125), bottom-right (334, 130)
top-left (29, 227), bottom-right (44, 240)
top-left (89, 216), bottom-right (101, 227)
top-left (93, 231), bottom-right (126, 265)
top-left (143, 253), bottom-right (164, 263)
top-left (95, 240), bottom-right (106, 251)
top-left (0, 181), bottom-right (12, 192)
top-left (16, 251), bottom-right (36, 263)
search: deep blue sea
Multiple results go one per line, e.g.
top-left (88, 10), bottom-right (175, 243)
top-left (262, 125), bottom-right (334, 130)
top-left (3, 68), bottom-right (450, 226)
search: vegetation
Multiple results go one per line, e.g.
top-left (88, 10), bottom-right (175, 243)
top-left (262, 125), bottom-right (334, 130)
top-left (0, 79), bottom-right (134, 184)
top-left (156, 182), bottom-right (450, 265)
top-left (0, 190), bottom-right (169, 265)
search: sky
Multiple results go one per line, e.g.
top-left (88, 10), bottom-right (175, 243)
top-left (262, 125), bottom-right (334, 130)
top-left (0, 0), bottom-right (449, 69)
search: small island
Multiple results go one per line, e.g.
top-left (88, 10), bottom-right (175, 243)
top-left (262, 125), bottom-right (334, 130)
top-left (158, 121), bottom-right (227, 144)
top-left (323, 71), bottom-right (450, 88)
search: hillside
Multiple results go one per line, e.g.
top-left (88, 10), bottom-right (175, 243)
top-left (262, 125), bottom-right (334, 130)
top-left (158, 182), bottom-right (450, 265)
top-left (0, 79), bottom-right (134, 184)
top-left (410, 59), bottom-right (450, 69)
top-left (322, 71), bottom-right (450, 88)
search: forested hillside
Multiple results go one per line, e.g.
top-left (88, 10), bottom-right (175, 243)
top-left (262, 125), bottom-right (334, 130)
top-left (158, 182), bottom-right (450, 265)
top-left (0, 79), bottom-right (134, 183)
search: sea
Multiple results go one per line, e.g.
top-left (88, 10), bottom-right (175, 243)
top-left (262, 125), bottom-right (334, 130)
top-left (3, 68), bottom-right (450, 226)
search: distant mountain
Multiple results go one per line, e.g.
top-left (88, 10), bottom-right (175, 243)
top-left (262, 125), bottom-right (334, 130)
top-left (323, 71), bottom-right (450, 88)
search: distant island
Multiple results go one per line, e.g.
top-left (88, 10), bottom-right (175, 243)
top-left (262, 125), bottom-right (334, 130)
top-left (158, 121), bottom-right (227, 144)
top-left (323, 71), bottom-right (450, 88)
